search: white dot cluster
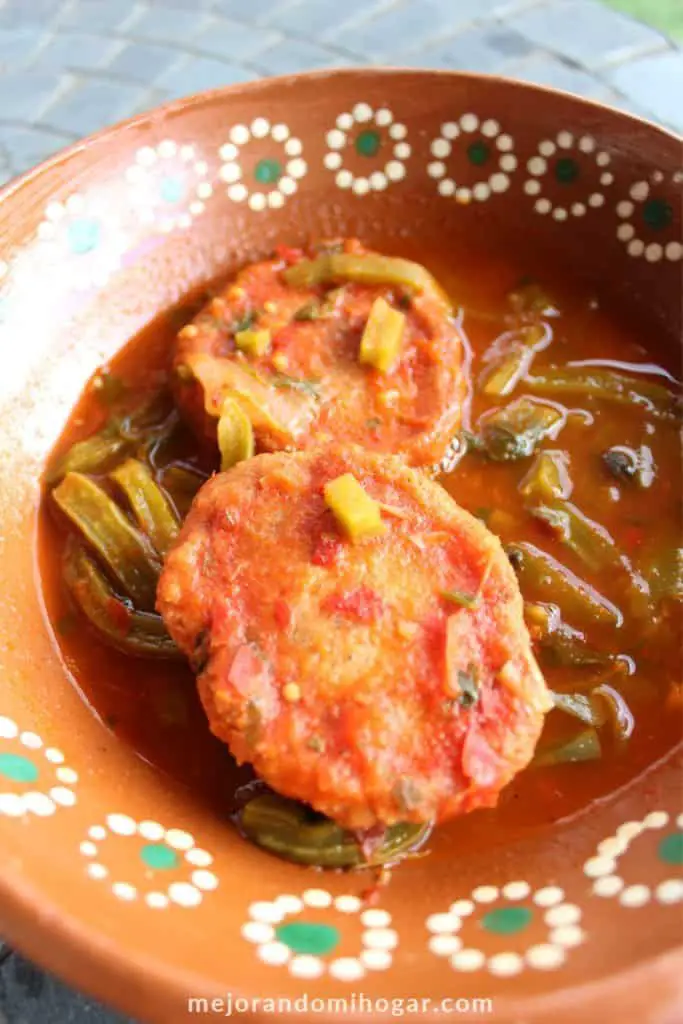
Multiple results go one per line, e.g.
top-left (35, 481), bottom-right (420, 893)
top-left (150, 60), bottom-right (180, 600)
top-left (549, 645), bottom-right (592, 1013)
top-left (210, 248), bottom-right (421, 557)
top-left (615, 176), bottom-right (682, 261)
top-left (81, 814), bottom-right (218, 908)
top-left (428, 115), bottom-right (515, 203)
top-left (524, 132), bottom-right (612, 219)
top-left (126, 140), bottom-right (213, 233)
top-left (426, 881), bottom-right (582, 975)
top-left (220, 119), bottom-right (306, 211)
top-left (244, 889), bottom-right (396, 979)
top-left (586, 810), bottom-right (683, 906)
top-left (35, 192), bottom-right (126, 290)
top-left (0, 716), bottom-right (78, 818)
top-left (324, 103), bottom-right (409, 194)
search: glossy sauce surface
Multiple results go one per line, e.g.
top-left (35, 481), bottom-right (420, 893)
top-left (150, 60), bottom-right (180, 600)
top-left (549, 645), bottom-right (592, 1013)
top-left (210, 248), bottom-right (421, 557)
top-left (38, 245), bottom-right (682, 857)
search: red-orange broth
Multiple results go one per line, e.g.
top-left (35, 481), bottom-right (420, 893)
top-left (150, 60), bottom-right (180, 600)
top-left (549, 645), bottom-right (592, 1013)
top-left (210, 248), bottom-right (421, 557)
top-left (38, 246), bottom-right (682, 861)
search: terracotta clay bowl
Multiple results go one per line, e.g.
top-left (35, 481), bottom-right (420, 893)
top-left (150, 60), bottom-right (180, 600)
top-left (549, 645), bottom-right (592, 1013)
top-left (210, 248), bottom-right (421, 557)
top-left (0, 69), bottom-right (681, 1023)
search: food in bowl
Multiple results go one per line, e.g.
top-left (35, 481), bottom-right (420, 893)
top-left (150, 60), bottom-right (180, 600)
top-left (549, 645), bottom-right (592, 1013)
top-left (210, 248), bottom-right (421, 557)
top-left (157, 445), bottom-right (551, 831)
top-left (39, 238), bottom-right (681, 870)
top-left (174, 239), bottom-right (467, 467)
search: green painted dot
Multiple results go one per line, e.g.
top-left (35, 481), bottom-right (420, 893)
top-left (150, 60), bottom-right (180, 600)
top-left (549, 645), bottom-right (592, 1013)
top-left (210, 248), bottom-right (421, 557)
top-left (0, 753), bottom-right (38, 783)
top-left (275, 921), bottom-right (340, 956)
top-left (355, 129), bottom-right (381, 157)
top-left (140, 843), bottom-right (179, 870)
top-left (555, 157), bottom-right (579, 184)
top-left (254, 158), bottom-right (283, 185)
top-left (66, 217), bottom-right (100, 255)
top-left (481, 906), bottom-right (533, 935)
top-left (658, 832), bottom-right (683, 866)
top-left (467, 140), bottom-right (491, 166)
top-left (160, 175), bottom-right (185, 204)
top-left (643, 198), bottom-right (673, 231)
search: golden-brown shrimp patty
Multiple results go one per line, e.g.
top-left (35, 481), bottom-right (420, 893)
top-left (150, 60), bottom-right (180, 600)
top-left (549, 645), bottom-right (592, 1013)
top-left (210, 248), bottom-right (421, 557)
top-left (174, 240), bottom-right (467, 468)
top-left (158, 446), bottom-right (551, 829)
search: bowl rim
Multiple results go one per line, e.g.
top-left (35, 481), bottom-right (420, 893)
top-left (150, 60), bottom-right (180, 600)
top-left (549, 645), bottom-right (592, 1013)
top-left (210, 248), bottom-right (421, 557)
top-left (0, 64), bottom-right (680, 210)
top-left (0, 65), bottom-right (681, 1022)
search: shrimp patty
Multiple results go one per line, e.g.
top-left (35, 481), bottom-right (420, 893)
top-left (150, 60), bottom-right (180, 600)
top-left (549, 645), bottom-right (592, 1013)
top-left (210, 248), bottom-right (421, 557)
top-left (174, 240), bottom-right (467, 468)
top-left (158, 446), bottom-right (551, 829)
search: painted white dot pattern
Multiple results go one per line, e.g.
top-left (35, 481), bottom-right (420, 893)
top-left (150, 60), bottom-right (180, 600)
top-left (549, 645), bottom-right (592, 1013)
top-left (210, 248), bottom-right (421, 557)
top-left (138, 819), bottom-right (164, 843)
top-left (23, 793), bottom-right (55, 817)
top-left (473, 885), bottom-right (499, 903)
top-left (303, 888), bottom-right (332, 908)
top-left (80, 817), bottom-right (216, 907)
top-left (361, 908), bottom-right (391, 928)
top-left (242, 921), bottom-right (274, 944)
top-left (334, 895), bottom-right (362, 913)
top-left (165, 828), bottom-right (194, 851)
top-left (427, 912), bottom-right (461, 934)
top-left (429, 115), bottom-right (516, 201)
top-left (146, 892), bottom-right (169, 910)
top-left (107, 813), bottom-right (137, 836)
top-left (169, 881), bottom-right (202, 907)
top-left (657, 880), bottom-right (683, 904)
top-left (429, 883), bottom-right (581, 974)
top-left (587, 811), bottom-right (683, 906)
top-left (550, 925), bottom-right (585, 948)
top-left (243, 890), bottom-right (396, 979)
top-left (620, 885), bottom-right (651, 908)
top-left (220, 119), bottom-right (306, 211)
top-left (488, 952), bottom-right (524, 977)
top-left (526, 943), bottom-right (566, 970)
top-left (250, 901), bottom-right (284, 924)
top-left (451, 948), bottom-right (485, 971)
top-left (87, 863), bottom-right (108, 880)
top-left (533, 887), bottom-right (565, 908)
top-left (429, 934), bottom-right (462, 957)
top-left (0, 717), bottom-right (18, 740)
top-left (545, 903), bottom-right (581, 927)
top-left (593, 875), bottom-right (624, 898)
top-left (616, 174), bottom-right (681, 261)
top-left (449, 899), bottom-right (475, 917)
top-left (112, 882), bottom-right (137, 901)
top-left (125, 140), bottom-right (212, 233)
top-left (324, 105), bottom-right (410, 194)
top-left (20, 732), bottom-right (42, 749)
top-left (33, 191), bottom-right (127, 290)
top-left (0, 718), bottom-right (77, 818)
top-left (524, 133), bottom-right (613, 219)
top-left (361, 949), bottom-right (393, 971)
top-left (330, 958), bottom-right (364, 982)
top-left (503, 881), bottom-right (531, 901)
top-left (290, 955), bottom-right (325, 979)
top-left (362, 928), bottom-right (398, 951)
top-left (258, 942), bottom-right (290, 967)
top-left (277, 895), bottom-right (304, 914)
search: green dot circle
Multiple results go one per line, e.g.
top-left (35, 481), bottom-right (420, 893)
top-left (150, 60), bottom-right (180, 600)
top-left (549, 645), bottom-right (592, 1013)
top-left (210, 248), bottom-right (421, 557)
top-left (555, 157), bottom-right (579, 184)
top-left (254, 158), bottom-right (283, 185)
top-left (481, 906), bottom-right (533, 935)
top-left (355, 129), bottom-right (381, 157)
top-left (0, 752), bottom-right (38, 783)
top-left (140, 843), bottom-right (179, 870)
top-left (467, 140), bottom-right (490, 166)
top-left (658, 832), bottom-right (683, 866)
top-left (275, 921), bottom-right (340, 955)
top-left (642, 198), bottom-right (673, 231)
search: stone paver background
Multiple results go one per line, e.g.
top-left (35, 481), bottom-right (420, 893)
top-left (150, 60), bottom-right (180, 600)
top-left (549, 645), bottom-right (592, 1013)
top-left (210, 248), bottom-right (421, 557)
top-left (0, 0), bottom-right (681, 1020)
